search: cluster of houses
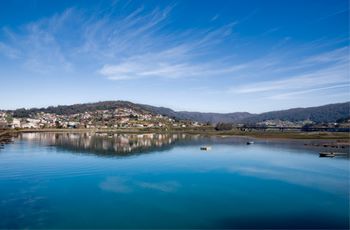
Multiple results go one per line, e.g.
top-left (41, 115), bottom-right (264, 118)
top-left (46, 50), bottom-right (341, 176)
top-left (3, 108), bottom-right (348, 132)
top-left (0, 108), bottom-right (201, 130)
top-left (247, 119), bottom-right (350, 132)
top-left (301, 120), bottom-right (350, 132)
top-left (256, 119), bottom-right (314, 128)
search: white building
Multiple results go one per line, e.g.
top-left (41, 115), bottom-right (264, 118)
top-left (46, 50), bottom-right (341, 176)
top-left (12, 118), bottom-right (21, 128)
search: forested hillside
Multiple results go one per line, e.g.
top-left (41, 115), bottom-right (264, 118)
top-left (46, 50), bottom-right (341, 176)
top-left (7, 101), bottom-right (350, 124)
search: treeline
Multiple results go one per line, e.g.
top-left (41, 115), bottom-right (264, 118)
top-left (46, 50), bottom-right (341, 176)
top-left (10, 101), bottom-right (144, 118)
top-left (215, 123), bottom-right (233, 131)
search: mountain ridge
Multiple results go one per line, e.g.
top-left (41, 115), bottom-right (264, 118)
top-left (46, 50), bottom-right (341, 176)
top-left (5, 101), bottom-right (350, 124)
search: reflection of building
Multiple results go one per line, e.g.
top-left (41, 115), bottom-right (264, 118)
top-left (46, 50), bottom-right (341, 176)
top-left (0, 121), bottom-right (7, 129)
top-left (19, 132), bottom-right (190, 157)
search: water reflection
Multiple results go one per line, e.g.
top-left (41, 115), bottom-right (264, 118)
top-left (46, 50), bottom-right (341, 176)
top-left (99, 176), bottom-right (181, 193)
top-left (19, 132), bottom-right (192, 157)
top-left (17, 132), bottom-right (350, 158)
top-left (1, 132), bottom-right (348, 229)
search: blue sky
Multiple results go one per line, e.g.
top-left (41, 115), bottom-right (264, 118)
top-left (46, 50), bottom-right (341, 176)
top-left (0, 0), bottom-right (348, 113)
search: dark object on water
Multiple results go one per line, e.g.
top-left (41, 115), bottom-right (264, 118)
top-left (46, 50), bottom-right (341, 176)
top-left (200, 146), bottom-right (211, 151)
top-left (319, 152), bottom-right (335, 157)
top-left (246, 141), bottom-right (254, 145)
top-left (319, 152), bottom-right (349, 157)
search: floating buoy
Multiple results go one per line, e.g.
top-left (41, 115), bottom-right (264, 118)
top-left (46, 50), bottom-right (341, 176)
top-left (200, 146), bottom-right (211, 151)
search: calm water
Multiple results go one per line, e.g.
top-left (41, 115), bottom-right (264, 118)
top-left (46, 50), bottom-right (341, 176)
top-left (0, 133), bottom-right (349, 229)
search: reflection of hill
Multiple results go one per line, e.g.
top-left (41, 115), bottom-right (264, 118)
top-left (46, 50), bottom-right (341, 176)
top-left (18, 132), bottom-right (344, 158)
top-left (19, 133), bottom-right (193, 157)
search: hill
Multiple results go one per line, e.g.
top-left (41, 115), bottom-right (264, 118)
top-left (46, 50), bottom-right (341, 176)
top-left (136, 104), bottom-right (254, 124)
top-left (11, 101), bottom-right (146, 117)
top-left (241, 102), bottom-right (350, 124)
top-left (138, 102), bottom-right (350, 124)
top-left (7, 101), bottom-right (350, 124)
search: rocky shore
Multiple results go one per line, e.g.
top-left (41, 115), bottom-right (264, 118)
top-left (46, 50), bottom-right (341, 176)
top-left (0, 130), bottom-right (17, 147)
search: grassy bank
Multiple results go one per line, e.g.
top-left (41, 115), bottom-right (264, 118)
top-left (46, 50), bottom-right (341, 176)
top-left (212, 130), bottom-right (350, 140)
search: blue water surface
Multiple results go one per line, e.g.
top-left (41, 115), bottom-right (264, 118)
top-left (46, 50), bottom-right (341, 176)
top-left (0, 133), bottom-right (348, 229)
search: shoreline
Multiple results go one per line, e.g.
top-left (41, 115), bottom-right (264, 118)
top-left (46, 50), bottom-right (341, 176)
top-left (1, 128), bottom-right (348, 142)
top-left (1, 129), bottom-right (349, 153)
top-left (0, 130), bottom-right (17, 145)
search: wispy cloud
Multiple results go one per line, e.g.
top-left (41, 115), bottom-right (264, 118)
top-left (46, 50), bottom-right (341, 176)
top-left (0, 8), bottom-right (74, 74)
top-left (0, 42), bottom-right (20, 59)
top-left (0, 4), bottom-right (242, 80)
top-left (0, 1), bottom-right (348, 112)
top-left (233, 63), bottom-right (348, 94)
top-left (229, 46), bottom-right (349, 99)
top-left (99, 46), bottom-right (246, 80)
top-left (312, 8), bottom-right (349, 23)
top-left (75, 5), bottom-right (174, 59)
top-left (302, 46), bottom-right (349, 64)
top-left (97, 19), bottom-right (239, 80)
top-left (269, 84), bottom-right (349, 100)
top-left (210, 14), bottom-right (220, 22)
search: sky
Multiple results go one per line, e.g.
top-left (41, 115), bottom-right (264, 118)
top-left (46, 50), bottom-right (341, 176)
top-left (0, 0), bottom-right (348, 113)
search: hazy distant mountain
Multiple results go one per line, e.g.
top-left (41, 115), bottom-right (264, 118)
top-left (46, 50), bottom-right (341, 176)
top-left (138, 102), bottom-right (350, 124)
top-left (139, 104), bottom-right (254, 124)
top-left (8, 101), bottom-right (350, 124)
top-left (241, 102), bottom-right (350, 124)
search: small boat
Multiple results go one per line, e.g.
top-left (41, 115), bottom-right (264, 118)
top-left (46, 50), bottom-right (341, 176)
top-left (319, 152), bottom-right (335, 157)
top-left (319, 152), bottom-right (348, 157)
top-left (200, 146), bottom-right (211, 151)
top-left (246, 141), bottom-right (254, 145)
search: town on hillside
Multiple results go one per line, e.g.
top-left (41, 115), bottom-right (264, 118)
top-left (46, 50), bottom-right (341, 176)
top-left (0, 108), bottom-right (203, 130)
top-left (1, 107), bottom-right (349, 133)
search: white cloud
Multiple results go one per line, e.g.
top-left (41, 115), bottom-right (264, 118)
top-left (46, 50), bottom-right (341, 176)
top-left (269, 84), bottom-right (350, 100)
top-left (210, 14), bottom-right (220, 22)
top-left (0, 4), bottom-right (242, 80)
top-left (234, 65), bottom-right (348, 93)
top-left (0, 8), bottom-right (74, 74)
top-left (303, 46), bottom-right (349, 64)
top-left (0, 42), bottom-right (20, 59)
top-left (99, 46), bottom-right (247, 80)
top-left (0, 1), bottom-right (348, 105)
top-left (230, 46), bottom-right (349, 98)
